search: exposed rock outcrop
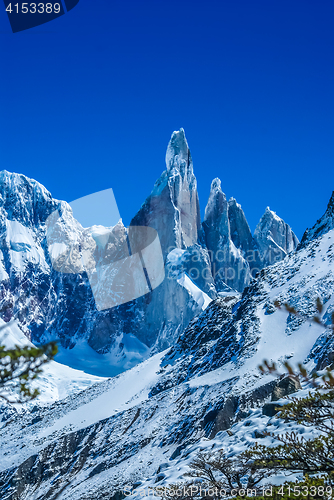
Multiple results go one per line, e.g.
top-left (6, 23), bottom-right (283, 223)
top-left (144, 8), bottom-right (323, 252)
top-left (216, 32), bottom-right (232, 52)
top-left (271, 375), bottom-right (301, 402)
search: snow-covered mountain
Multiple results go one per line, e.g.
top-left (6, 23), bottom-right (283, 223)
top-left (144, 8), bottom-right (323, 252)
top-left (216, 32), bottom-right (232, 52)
top-left (0, 183), bottom-right (332, 499)
top-left (0, 130), bottom-right (298, 377)
top-left (299, 190), bottom-right (334, 247)
top-left (203, 178), bottom-right (299, 292)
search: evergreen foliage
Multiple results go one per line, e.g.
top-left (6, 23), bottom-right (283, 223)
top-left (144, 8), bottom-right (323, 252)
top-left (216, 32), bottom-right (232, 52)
top-left (0, 323), bottom-right (57, 403)
top-left (177, 299), bottom-right (334, 499)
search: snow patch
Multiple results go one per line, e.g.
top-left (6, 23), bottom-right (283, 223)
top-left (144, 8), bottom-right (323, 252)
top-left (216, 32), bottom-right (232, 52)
top-left (6, 220), bottom-right (49, 272)
top-left (177, 273), bottom-right (212, 310)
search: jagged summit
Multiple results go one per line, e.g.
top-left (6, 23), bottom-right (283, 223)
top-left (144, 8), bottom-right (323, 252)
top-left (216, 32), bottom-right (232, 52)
top-left (125, 129), bottom-right (214, 352)
top-left (227, 197), bottom-right (253, 253)
top-left (165, 128), bottom-right (193, 177)
top-left (299, 190), bottom-right (334, 247)
top-left (204, 177), bottom-right (227, 225)
top-left (132, 128), bottom-right (200, 251)
top-left (211, 177), bottom-right (221, 190)
top-left (0, 170), bottom-right (54, 201)
top-left (203, 177), bottom-right (251, 292)
top-left (0, 170), bottom-right (57, 226)
top-left (258, 206), bottom-right (284, 225)
top-left (254, 205), bottom-right (299, 256)
top-left (203, 178), bottom-right (299, 291)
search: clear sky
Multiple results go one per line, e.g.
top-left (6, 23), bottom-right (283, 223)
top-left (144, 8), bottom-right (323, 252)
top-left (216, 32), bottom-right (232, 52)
top-left (0, 0), bottom-right (333, 239)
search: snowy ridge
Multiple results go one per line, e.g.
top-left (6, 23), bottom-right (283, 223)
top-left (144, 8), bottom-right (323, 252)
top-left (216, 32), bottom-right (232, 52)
top-left (0, 131), bottom-right (328, 499)
top-left (0, 209), bottom-right (333, 499)
top-left (299, 190), bottom-right (334, 247)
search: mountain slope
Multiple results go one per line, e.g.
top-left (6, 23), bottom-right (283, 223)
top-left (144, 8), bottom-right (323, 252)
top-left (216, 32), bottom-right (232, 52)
top-left (299, 190), bottom-right (334, 247)
top-left (0, 193), bottom-right (333, 500)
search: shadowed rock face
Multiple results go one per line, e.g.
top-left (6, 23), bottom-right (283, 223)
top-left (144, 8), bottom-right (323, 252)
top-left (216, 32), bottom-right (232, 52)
top-left (228, 198), bottom-right (254, 255)
top-left (126, 129), bottom-right (216, 352)
top-left (271, 375), bottom-right (301, 402)
top-left (131, 128), bottom-right (201, 254)
top-left (202, 179), bottom-right (252, 292)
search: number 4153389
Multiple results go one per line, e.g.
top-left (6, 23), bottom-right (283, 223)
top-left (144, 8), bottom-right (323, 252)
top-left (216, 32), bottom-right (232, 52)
top-left (6, 3), bottom-right (61, 13)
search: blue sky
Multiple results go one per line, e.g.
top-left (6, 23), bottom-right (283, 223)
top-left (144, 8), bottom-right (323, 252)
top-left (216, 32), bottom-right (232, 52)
top-left (0, 0), bottom-right (333, 239)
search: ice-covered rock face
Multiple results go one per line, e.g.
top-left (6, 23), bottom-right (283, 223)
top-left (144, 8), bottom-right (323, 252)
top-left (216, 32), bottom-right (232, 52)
top-left (203, 178), bottom-right (252, 292)
top-left (253, 206), bottom-right (299, 267)
top-left (203, 179), bottom-right (299, 291)
top-left (0, 170), bottom-right (57, 226)
top-left (228, 198), bottom-right (253, 254)
top-left (0, 172), bottom-right (60, 337)
top-left (132, 128), bottom-right (201, 252)
top-left (126, 129), bottom-right (216, 352)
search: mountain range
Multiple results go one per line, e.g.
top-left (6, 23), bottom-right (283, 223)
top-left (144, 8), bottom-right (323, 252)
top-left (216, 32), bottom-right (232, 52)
top-left (0, 129), bottom-right (333, 500)
top-left (0, 129), bottom-right (298, 376)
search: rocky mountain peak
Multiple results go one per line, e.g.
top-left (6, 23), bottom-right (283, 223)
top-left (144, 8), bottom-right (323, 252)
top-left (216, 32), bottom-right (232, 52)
top-left (299, 190), bottom-right (334, 247)
top-left (132, 129), bottom-right (201, 251)
top-left (227, 197), bottom-right (253, 254)
top-left (203, 182), bottom-right (299, 291)
top-left (165, 128), bottom-right (193, 178)
top-left (203, 179), bottom-right (251, 292)
top-left (210, 177), bottom-right (222, 192)
top-left (254, 206), bottom-right (299, 264)
top-left (204, 177), bottom-right (227, 226)
top-left (0, 170), bottom-right (57, 226)
top-left (254, 206), bottom-right (281, 237)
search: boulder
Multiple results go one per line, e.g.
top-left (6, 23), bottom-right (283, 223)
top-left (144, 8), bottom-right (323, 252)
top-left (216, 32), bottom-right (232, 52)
top-left (271, 375), bottom-right (301, 402)
top-left (262, 402), bottom-right (284, 417)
